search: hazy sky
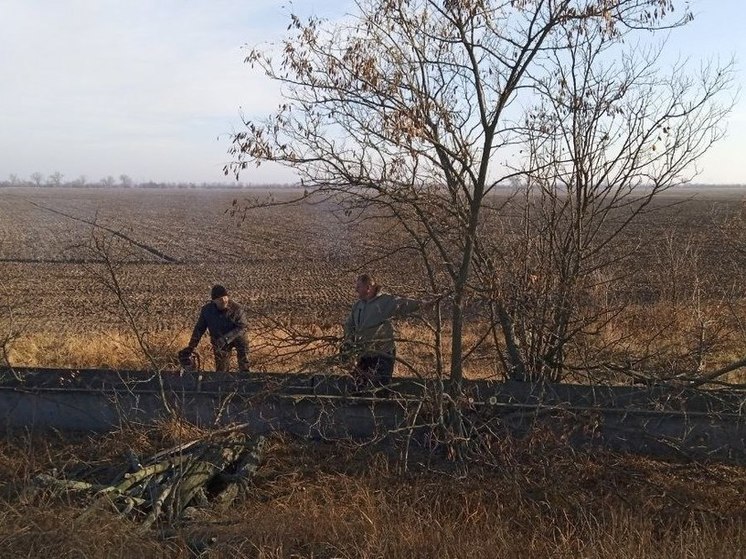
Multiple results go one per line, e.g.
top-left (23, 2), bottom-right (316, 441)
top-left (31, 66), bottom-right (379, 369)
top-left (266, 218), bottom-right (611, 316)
top-left (1, 0), bottom-right (744, 185)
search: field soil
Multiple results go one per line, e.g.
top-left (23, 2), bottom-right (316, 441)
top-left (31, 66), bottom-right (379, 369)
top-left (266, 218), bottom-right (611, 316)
top-left (2, 186), bottom-right (746, 380)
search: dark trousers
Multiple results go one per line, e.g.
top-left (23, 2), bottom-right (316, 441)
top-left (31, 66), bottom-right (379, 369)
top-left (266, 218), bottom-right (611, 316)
top-left (213, 336), bottom-right (250, 372)
top-left (354, 354), bottom-right (395, 387)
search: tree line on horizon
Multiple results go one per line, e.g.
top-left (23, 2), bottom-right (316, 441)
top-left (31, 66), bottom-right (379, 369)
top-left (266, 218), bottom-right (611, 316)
top-left (1, 172), bottom-right (298, 189)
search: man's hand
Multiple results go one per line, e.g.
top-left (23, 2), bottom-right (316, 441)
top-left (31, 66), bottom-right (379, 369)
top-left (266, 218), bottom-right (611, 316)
top-left (216, 328), bottom-right (241, 351)
top-left (425, 290), bottom-right (451, 307)
top-left (214, 336), bottom-right (228, 351)
top-left (178, 346), bottom-right (195, 370)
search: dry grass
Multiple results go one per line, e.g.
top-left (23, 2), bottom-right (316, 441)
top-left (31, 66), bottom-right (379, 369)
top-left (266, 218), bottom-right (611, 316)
top-left (2, 322), bottom-right (463, 378)
top-left (4, 328), bottom-right (341, 373)
top-left (6, 305), bottom-right (746, 385)
top-left (1, 422), bottom-right (744, 558)
top-left (590, 299), bottom-right (746, 383)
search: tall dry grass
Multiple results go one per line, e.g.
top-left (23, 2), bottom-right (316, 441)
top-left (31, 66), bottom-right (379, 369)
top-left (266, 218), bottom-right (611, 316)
top-left (1, 422), bottom-right (744, 558)
top-left (6, 302), bottom-right (745, 384)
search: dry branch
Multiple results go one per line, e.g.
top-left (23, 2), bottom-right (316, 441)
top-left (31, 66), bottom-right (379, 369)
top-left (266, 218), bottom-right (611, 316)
top-left (29, 430), bottom-right (267, 530)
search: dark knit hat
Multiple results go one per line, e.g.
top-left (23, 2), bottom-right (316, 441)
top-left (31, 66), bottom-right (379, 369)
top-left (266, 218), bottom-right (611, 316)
top-left (210, 284), bottom-right (228, 299)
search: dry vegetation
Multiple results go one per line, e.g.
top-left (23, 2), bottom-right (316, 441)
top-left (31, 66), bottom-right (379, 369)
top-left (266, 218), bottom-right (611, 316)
top-left (1, 186), bottom-right (745, 382)
top-left (1, 420), bottom-right (745, 558)
top-left (1, 187), bottom-right (746, 556)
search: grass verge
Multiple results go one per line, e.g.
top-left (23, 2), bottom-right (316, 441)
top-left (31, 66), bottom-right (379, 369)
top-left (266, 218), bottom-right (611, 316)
top-left (1, 422), bottom-right (744, 558)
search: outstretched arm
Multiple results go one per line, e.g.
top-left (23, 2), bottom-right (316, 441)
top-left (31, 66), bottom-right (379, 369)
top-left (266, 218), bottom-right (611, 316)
top-left (392, 296), bottom-right (425, 317)
top-left (386, 293), bottom-right (446, 319)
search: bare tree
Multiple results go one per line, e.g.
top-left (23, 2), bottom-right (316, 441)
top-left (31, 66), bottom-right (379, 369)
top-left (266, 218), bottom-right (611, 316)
top-left (0, 304), bottom-right (26, 372)
top-left (0, 281), bottom-right (32, 378)
top-left (30, 172), bottom-right (44, 187)
top-left (82, 227), bottom-right (177, 413)
top-left (474, 26), bottom-right (734, 381)
top-left (684, 199), bottom-right (746, 387)
top-left (228, 0), bottom-right (731, 389)
top-left (47, 171), bottom-right (64, 187)
top-left (119, 174), bottom-right (133, 188)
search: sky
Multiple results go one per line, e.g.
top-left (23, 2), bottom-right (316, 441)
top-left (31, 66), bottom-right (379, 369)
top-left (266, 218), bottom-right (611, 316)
top-left (1, 0), bottom-right (745, 186)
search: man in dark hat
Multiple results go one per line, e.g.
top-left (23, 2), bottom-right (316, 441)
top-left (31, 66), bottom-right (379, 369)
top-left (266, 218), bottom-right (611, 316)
top-left (181, 284), bottom-right (250, 372)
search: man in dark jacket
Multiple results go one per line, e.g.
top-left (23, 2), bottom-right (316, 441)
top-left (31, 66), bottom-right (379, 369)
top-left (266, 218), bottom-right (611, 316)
top-left (182, 284), bottom-right (249, 372)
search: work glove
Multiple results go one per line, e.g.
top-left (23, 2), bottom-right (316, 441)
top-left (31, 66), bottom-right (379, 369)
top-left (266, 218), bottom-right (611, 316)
top-left (178, 346), bottom-right (194, 369)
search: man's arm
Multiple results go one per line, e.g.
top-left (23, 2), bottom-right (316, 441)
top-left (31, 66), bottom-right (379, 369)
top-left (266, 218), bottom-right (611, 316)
top-left (218, 305), bottom-right (249, 347)
top-left (382, 293), bottom-right (444, 319)
top-left (188, 307), bottom-right (208, 349)
top-left (374, 294), bottom-right (425, 319)
top-left (393, 296), bottom-right (425, 317)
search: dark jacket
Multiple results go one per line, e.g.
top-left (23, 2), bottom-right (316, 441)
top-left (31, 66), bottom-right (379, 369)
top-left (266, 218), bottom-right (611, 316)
top-left (189, 300), bottom-right (248, 348)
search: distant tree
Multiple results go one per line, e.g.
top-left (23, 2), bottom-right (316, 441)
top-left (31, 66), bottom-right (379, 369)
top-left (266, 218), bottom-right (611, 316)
top-left (7, 174), bottom-right (19, 186)
top-left (229, 0), bottom-right (732, 388)
top-left (119, 174), bottom-right (133, 188)
top-left (101, 176), bottom-right (116, 187)
top-left (73, 175), bottom-right (87, 187)
top-left (47, 171), bottom-right (64, 187)
top-left (30, 172), bottom-right (44, 187)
